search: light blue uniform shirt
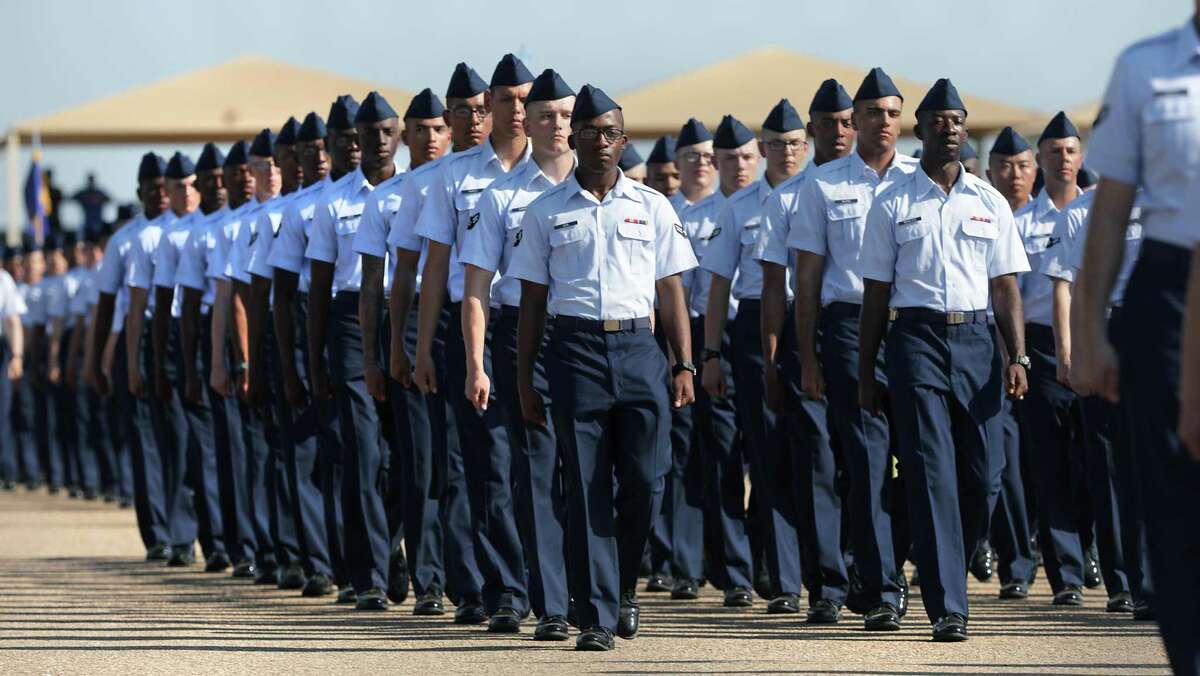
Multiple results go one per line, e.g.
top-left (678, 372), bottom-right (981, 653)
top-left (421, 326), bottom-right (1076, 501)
top-left (152, 209), bottom-right (201, 318)
top-left (754, 169), bottom-right (814, 297)
top-left (97, 213), bottom-right (151, 332)
top-left (459, 158), bottom-right (569, 308)
top-left (1013, 188), bottom-right (1080, 326)
top-left (786, 152), bottom-right (919, 306)
top-left (20, 282), bottom-right (44, 327)
top-left (177, 207), bottom-right (227, 306)
top-left (1040, 189), bottom-right (1144, 307)
top-left (227, 197), bottom-right (275, 285)
top-left (861, 165), bottom-right (1030, 311)
top-left (247, 189), bottom-right (305, 285)
top-left (415, 137), bottom-right (533, 303)
top-left (270, 176), bottom-right (341, 295)
top-left (700, 179), bottom-right (772, 302)
top-left (0, 270), bottom-right (26, 329)
top-left (678, 190), bottom-right (730, 318)
top-left (1087, 19), bottom-right (1200, 250)
top-left (208, 202), bottom-right (251, 282)
top-left (129, 211), bottom-right (184, 312)
top-left (385, 156), bottom-right (451, 294)
top-left (305, 168), bottom-right (376, 294)
top-left (507, 171), bottom-right (698, 321)
top-left (42, 271), bottom-right (79, 321)
top-left (69, 267), bottom-right (94, 319)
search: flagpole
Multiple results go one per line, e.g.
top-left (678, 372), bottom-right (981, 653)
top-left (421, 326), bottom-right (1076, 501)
top-left (5, 129), bottom-right (17, 246)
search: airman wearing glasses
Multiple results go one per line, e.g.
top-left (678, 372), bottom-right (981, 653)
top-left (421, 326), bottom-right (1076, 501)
top-left (671, 118), bottom-right (716, 213)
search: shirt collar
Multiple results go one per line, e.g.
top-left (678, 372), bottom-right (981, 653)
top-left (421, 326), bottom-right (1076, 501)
top-left (1034, 185), bottom-right (1080, 219)
top-left (347, 168), bottom-right (373, 196)
top-left (849, 149), bottom-right (908, 183)
top-left (566, 170), bottom-right (644, 206)
top-left (914, 163), bottom-right (977, 199)
top-left (1177, 17), bottom-right (1200, 65)
top-left (525, 154), bottom-right (577, 191)
top-left (475, 135), bottom-right (533, 175)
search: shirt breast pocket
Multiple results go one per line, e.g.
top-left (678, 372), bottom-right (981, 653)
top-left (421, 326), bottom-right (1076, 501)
top-left (960, 217), bottom-right (998, 266)
top-left (826, 198), bottom-right (868, 248)
top-left (616, 220), bottom-right (656, 280)
top-left (1144, 89), bottom-right (1200, 165)
top-left (549, 221), bottom-right (590, 280)
top-left (895, 217), bottom-right (933, 246)
top-left (335, 214), bottom-right (362, 238)
top-left (739, 221), bottom-right (761, 253)
top-left (456, 192), bottom-right (483, 234)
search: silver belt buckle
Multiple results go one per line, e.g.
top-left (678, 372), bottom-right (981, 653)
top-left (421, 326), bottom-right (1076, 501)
top-left (602, 319), bottom-right (621, 332)
top-left (946, 311), bottom-right (966, 325)
top-left (887, 309), bottom-right (899, 322)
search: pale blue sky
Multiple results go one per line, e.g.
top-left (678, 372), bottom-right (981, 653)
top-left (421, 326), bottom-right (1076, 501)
top-left (0, 0), bottom-right (1191, 227)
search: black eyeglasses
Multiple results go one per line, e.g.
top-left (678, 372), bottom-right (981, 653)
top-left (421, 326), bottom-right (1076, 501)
top-left (766, 139), bottom-right (806, 152)
top-left (576, 127), bottom-right (624, 142)
top-left (452, 105), bottom-right (490, 119)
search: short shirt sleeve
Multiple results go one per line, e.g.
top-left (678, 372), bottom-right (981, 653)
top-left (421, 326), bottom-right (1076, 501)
top-left (458, 185), bottom-right (507, 274)
top-left (353, 186), bottom-right (390, 259)
top-left (786, 178), bottom-right (829, 257)
top-left (1085, 52), bottom-right (1142, 186)
top-left (755, 186), bottom-right (792, 266)
top-left (859, 197), bottom-right (899, 283)
top-left (698, 198), bottom-right (740, 280)
top-left (413, 165), bottom-right (457, 246)
top-left (305, 201), bottom-right (338, 263)
top-left (653, 194), bottom-right (699, 280)
top-left (506, 199), bottom-right (551, 286)
top-left (126, 231), bottom-right (156, 290)
top-left (986, 198), bottom-right (1031, 278)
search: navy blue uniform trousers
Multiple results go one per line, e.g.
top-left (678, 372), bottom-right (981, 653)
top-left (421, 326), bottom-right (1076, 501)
top-left (115, 327), bottom-right (168, 550)
top-left (549, 321), bottom-right (668, 632)
top-left (1116, 241), bottom-right (1199, 675)
top-left (886, 314), bottom-right (1002, 622)
top-left (170, 318), bottom-right (225, 559)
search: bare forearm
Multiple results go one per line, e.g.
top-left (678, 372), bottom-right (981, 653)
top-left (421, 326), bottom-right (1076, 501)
top-left (126, 288), bottom-right (148, 371)
top-left (247, 275), bottom-right (272, 372)
top-left (760, 263), bottom-right (787, 368)
top-left (416, 243), bottom-right (451, 360)
top-left (703, 274), bottom-right (731, 351)
top-left (210, 281), bottom-right (231, 368)
top-left (657, 276), bottom-right (692, 363)
top-left (48, 319), bottom-right (65, 368)
top-left (231, 281), bottom-right (250, 364)
top-left (359, 256), bottom-right (385, 369)
top-left (793, 254), bottom-right (824, 364)
top-left (858, 281), bottom-right (891, 381)
top-left (91, 294), bottom-right (115, 367)
top-left (991, 275), bottom-right (1026, 359)
top-left (463, 266), bottom-right (493, 372)
top-left (152, 287), bottom-right (173, 373)
top-left (272, 270), bottom-right (299, 375)
top-left (1079, 179), bottom-right (1136, 332)
top-left (180, 288), bottom-right (202, 380)
top-left (6, 317), bottom-right (22, 360)
top-left (1051, 280), bottom-right (1072, 363)
top-left (516, 282), bottom-right (548, 382)
top-left (306, 262), bottom-right (334, 374)
top-left (390, 250), bottom-right (419, 341)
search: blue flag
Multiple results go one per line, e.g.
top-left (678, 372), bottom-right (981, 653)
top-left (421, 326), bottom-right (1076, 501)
top-left (23, 151), bottom-right (48, 242)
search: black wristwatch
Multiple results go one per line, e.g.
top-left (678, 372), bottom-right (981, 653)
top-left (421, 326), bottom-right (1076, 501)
top-left (700, 349), bottom-right (722, 363)
top-left (1011, 355), bottom-right (1031, 371)
top-left (673, 360), bottom-right (698, 377)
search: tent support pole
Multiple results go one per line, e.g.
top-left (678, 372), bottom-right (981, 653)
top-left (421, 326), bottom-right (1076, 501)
top-left (5, 130), bottom-right (18, 245)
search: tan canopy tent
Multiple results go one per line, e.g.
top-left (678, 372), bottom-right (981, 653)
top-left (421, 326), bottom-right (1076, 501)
top-left (618, 48), bottom-right (1041, 140)
top-left (4, 56), bottom-right (414, 236)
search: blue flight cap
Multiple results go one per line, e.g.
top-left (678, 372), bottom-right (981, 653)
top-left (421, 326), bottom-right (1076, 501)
top-left (21, 234), bottom-right (38, 255)
top-left (763, 98), bottom-right (804, 133)
top-left (328, 94), bottom-right (360, 130)
top-left (224, 140), bottom-right (249, 167)
top-left (916, 78), bottom-right (966, 115)
top-left (570, 84), bottom-right (621, 123)
top-left (43, 230), bottom-right (62, 252)
top-left (249, 129), bottom-right (275, 157)
top-left (1077, 166), bottom-right (1099, 189)
top-left (404, 88), bottom-right (446, 119)
top-left (713, 115), bottom-right (755, 149)
top-left (1039, 111), bottom-right (1080, 144)
top-left (356, 91), bottom-right (398, 124)
top-left (810, 79), bottom-right (853, 113)
top-left (0, 244), bottom-right (12, 261)
top-left (911, 147), bottom-right (923, 159)
top-left (138, 152), bottom-right (166, 181)
top-left (675, 118), bottom-right (713, 149)
top-left (647, 135), bottom-right (676, 164)
top-left (527, 69), bottom-right (575, 103)
top-left (62, 230), bottom-right (78, 250)
top-left (97, 221), bottom-right (115, 240)
top-left (277, 116), bottom-right (301, 145)
top-left (490, 53), bottom-right (534, 88)
top-left (990, 127), bottom-right (1031, 156)
top-left (165, 151), bottom-right (195, 179)
top-left (618, 144), bottom-right (645, 171)
top-left (854, 67), bottom-right (903, 102)
top-left (297, 112), bottom-right (327, 142)
top-left (446, 63), bottom-right (488, 99)
top-left (196, 142), bottom-right (225, 171)
top-left (960, 140), bottom-right (978, 161)
top-left (116, 204), bottom-right (135, 220)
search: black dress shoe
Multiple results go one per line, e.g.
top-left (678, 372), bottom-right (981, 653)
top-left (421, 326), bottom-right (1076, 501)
top-left (575, 626), bottom-right (614, 651)
top-left (1106, 593), bottom-right (1134, 613)
top-left (119, 496), bottom-right (133, 509)
top-left (864, 603), bottom-right (901, 631)
top-left (205, 552), bottom-right (232, 573)
top-left (1052, 586), bottom-right (1084, 606)
top-left (806, 598), bottom-right (842, 624)
top-left (413, 589), bottom-right (445, 615)
top-left (845, 567), bottom-right (870, 615)
top-left (670, 579), bottom-right (699, 600)
top-left (277, 564), bottom-right (307, 590)
top-left (303, 573), bottom-right (334, 597)
top-left (336, 587), bottom-right (358, 604)
top-left (969, 542), bottom-right (996, 582)
top-left (488, 606), bottom-right (522, 633)
top-left (83, 488), bottom-right (99, 500)
top-left (534, 615), bottom-right (570, 641)
top-left (767, 593), bottom-right (800, 614)
top-left (231, 559), bottom-right (257, 579)
top-left (168, 546), bottom-right (196, 567)
top-left (355, 587), bottom-right (389, 611)
top-left (999, 582), bottom-right (1028, 600)
top-left (932, 613), bottom-right (968, 642)
top-left (644, 575), bottom-right (672, 593)
top-left (617, 591), bottom-right (640, 639)
top-left (723, 586), bottom-right (753, 608)
top-left (454, 599), bottom-right (488, 624)
top-left (1133, 599), bottom-right (1155, 621)
top-left (1083, 551), bottom-right (1103, 589)
top-left (898, 575), bottom-right (910, 617)
top-left (255, 562), bottom-right (279, 585)
top-left (388, 547), bottom-right (410, 604)
top-left (146, 543), bottom-right (170, 561)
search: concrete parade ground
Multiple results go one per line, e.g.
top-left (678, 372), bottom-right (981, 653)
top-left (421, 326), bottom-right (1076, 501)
top-left (0, 486), bottom-right (1171, 675)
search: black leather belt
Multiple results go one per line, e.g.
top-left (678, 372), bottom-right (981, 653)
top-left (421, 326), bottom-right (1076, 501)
top-left (890, 308), bottom-right (988, 325)
top-left (499, 305), bottom-right (520, 319)
top-left (552, 316), bottom-right (652, 333)
top-left (825, 302), bottom-right (861, 319)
